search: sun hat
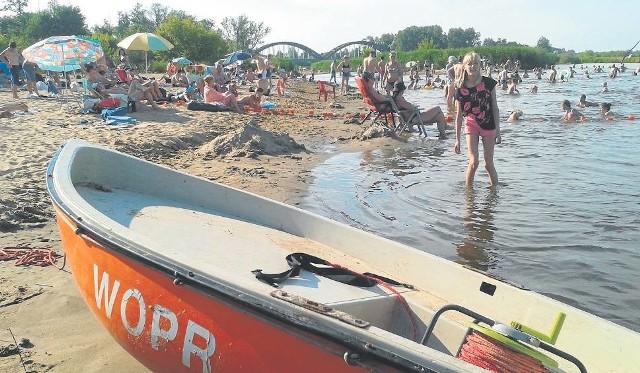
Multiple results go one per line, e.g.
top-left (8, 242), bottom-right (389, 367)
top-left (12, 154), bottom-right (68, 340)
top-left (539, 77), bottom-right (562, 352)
top-left (448, 56), bottom-right (458, 63)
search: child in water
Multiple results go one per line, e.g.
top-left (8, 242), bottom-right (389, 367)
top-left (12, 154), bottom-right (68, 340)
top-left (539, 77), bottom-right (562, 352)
top-left (454, 52), bottom-right (501, 187)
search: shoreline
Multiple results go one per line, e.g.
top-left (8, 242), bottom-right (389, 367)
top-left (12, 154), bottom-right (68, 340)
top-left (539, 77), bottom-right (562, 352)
top-left (0, 79), bottom-right (397, 372)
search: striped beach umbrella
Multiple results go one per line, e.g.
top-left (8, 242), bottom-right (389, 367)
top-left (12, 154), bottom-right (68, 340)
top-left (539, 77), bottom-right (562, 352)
top-left (22, 35), bottom-right (104, 72)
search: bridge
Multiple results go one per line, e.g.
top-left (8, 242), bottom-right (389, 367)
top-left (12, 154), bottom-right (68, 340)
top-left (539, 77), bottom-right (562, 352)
top-left (252, 40), bottom-right (391, 61)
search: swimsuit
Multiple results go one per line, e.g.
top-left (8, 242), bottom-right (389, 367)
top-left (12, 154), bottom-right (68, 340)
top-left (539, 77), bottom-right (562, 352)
top-left (10, 65), bottom-right (21, 85)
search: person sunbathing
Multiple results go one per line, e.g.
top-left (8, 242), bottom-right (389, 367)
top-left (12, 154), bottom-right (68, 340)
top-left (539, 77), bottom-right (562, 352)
top-left (238, 87), bottom-right (263, 112)
top-left (203, 75), bottom-right (240, 112)
top-left (391, 81), bottom-right (447, 138)
top-left (94, 80), bottom-right (159, 110)
top-left (171, 71), bottom-right (189, 87)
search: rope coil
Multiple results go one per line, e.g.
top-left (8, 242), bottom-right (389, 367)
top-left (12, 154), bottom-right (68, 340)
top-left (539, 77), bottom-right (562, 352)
top-left (0, 246), bottom-right (63, 267)
top-left (458, 331), bottom-right (550, 373)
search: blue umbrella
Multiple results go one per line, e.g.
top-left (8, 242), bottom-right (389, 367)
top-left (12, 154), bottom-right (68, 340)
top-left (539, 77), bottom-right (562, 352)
top-left (223, 51), bottom-right (252, 66)
top-left (171, 57), bottom-right (192, 66)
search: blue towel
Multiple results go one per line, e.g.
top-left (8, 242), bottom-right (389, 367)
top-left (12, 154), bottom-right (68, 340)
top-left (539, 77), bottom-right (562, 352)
top-left (101, 107), bottom-right (128, 119)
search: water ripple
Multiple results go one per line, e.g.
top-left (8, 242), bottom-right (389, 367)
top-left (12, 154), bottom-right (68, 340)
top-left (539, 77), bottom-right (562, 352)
top-left (303, 65), bottom-right (640, 332)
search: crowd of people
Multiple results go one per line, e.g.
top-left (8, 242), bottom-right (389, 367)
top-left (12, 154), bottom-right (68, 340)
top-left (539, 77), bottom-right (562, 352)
top-left (0, 40), bottom-right (290, 114)
top-left (1, 39), bottom-right (634, 187)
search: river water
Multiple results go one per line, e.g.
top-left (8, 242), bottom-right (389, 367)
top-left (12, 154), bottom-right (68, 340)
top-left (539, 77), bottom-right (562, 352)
top-left (302, 64), bottom-right (640, 332)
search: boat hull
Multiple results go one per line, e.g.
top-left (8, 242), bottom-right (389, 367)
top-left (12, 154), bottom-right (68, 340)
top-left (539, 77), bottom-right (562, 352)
top-left (55, 210), bottom-right (397, 373)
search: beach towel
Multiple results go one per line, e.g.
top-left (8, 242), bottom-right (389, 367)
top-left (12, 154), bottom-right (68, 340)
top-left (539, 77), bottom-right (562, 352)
top-left (101, 107), bottom-right (128, 119)
top-left (186, 101), bottom-right (232, 112)
top-left (103, 115), bottom-right (137, 126)
top-left (260, 101), bottom-right (276, 109)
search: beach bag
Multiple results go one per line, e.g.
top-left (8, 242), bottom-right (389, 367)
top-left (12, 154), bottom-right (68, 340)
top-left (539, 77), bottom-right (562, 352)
top-left (97, 97), bottom-right (122, 109)
top-left (101, 107), bottom-right (128, 119)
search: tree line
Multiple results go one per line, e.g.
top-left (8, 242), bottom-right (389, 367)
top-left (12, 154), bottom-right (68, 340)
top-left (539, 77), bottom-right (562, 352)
top-left (0, 1), bottom-right (269, 71)
top-left (0, 0), bottom-right (634, 73)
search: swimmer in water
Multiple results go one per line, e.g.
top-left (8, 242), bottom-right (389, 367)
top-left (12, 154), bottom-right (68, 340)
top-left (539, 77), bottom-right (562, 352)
top-left (600, 102), bottom-right (614, 120)
top-left (508, 109), bottom-right (523, 123)
top-left (562, 99), bottom-right (585, 123)
top-left (578, 94), bottom-right (598, 108)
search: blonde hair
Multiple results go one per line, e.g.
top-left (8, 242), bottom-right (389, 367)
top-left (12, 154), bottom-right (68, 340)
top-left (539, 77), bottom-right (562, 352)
top-left (456, 52), bottom-right (481, 88)
top-left (204, 75), bottom-right (214, 84)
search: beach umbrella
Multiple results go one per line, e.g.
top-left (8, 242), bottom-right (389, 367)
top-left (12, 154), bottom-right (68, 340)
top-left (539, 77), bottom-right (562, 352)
top-left (117, 32), bottom-right (174, 72)
top-left (22, 35), bottom-right (104, 72)
top-left (171, 57), bottom-right (192, 66)
top-left (223, 51), bottom-right (252, 66)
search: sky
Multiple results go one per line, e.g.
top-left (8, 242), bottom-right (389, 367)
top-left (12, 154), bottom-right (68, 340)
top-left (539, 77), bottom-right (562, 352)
top-left (16, 0), bottom-right (640, 53)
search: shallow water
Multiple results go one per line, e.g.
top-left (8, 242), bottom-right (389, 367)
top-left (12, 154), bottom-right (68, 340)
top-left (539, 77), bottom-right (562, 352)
top-left (302, 64), bottom-right (640, 332)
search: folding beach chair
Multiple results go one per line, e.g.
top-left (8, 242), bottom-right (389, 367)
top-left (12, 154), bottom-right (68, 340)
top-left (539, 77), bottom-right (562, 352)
top-left (354, 76), bottom-right (397, 130)
top-left (395, 107), bottom-right (428, 137)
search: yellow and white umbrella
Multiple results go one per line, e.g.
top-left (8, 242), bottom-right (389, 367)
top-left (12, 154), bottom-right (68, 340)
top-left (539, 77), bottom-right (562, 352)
top-left (117, 33), bottom-right (174, 72)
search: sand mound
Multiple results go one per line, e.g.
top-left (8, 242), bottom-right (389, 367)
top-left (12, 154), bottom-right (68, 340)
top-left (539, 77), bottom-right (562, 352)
top-left (196, 120), bottom-right (306, 159)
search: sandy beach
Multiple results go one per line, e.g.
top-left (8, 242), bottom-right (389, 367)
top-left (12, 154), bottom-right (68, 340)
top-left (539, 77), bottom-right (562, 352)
top-left (0, 79), bottom-right (403, 372)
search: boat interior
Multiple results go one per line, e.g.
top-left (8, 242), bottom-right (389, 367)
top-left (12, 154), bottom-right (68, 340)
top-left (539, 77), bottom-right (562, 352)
top-left (73, 181), bottom-right (467, 354)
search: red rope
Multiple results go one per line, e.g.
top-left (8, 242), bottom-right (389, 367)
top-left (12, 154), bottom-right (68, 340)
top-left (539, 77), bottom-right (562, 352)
top-left (327, 261), bottom-right (419, 342)
top-left (0, 246), bottom-right (62, 267)
top-left (458, 331), bottom-right (550, 373)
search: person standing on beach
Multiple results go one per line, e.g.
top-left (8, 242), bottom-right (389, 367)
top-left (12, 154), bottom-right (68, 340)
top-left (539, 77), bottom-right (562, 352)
top-left (384, 52), bottom-right (402, 96)
top-left (339, 55), bottom-right (351, 95)
top-left (377, 55), bottom-right (386, 91)
top-left (445, 56), bottom-right (459, 109)
top-left (363, 50), bottom-right (377, 80)
top-left (329, 59), bottom-right (337, 84)
top-left (0, 42), bottom-right (23, 99)
top-left (454, 52), bottom-right (501, 187)
top-left (22, 60), bottom-right (40, 98)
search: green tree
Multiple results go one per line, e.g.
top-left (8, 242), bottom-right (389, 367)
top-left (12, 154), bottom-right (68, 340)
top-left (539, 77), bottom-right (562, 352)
top-left (220, 14), bottom-right (270, 51)
top-left (156, 15), bottom-right (228, 65)
top-left (116, 2), bottom-right (154, 35)
top-left (1, 0), bottom-right (28, 15)
top-left (376, 33), bottom-right (396, 51)
top-left (536, 36), bottom-right (552, 51)
top-left (149, 2), bottom-right (169, 28)
top-left (24, 4), bottom-right (88, 41)
top-left (396, 25), bottom-right (445, 51)
top-left (446, 27), bottom-right (480, 48)
top-left (198, 18), bottom-right (217, 31)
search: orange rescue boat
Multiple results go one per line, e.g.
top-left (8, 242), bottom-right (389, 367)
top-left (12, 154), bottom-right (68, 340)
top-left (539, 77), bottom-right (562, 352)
top-left (46, 139), bottom-right (640, 372)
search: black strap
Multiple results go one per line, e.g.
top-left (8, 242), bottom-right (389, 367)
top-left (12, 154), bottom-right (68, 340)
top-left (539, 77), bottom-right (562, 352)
top-left (252, 252), bottom-right (413, 289)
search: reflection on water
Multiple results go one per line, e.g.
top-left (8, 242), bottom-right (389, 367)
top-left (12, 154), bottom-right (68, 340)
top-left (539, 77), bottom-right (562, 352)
top-left (302, 64), bottom-right (640, 332)
top-left (456, 188), bottom-right (499, 270)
